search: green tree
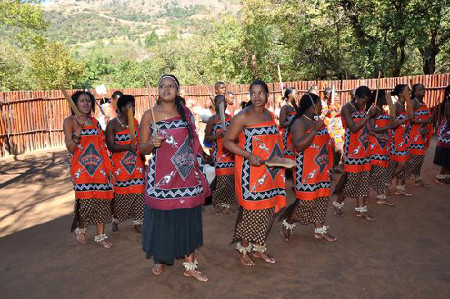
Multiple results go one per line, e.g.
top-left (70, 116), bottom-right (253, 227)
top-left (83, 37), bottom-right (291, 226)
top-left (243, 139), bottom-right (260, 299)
top-left (30, 41), bottom-right (84, 89)
top-left (144, 30), bottom-right (158, 47)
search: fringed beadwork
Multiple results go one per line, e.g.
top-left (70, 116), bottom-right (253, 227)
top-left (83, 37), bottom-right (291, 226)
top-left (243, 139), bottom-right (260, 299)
top-left (182, 259), bottom-right (199, 271)
top-left (282, 219), bottom-right (296, 231)
top-left (236, 242), bottom-right (252, 254)
top-left (94, 234), bottom-right (108, 242)
top-left (314, 226), bottom-right (329, 235)
top-left (355, 206), bottom-right (368, 213)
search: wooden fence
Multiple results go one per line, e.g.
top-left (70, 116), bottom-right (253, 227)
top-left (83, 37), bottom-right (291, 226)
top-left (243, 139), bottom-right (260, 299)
top-left (1, 74), bottom-right (449, 157)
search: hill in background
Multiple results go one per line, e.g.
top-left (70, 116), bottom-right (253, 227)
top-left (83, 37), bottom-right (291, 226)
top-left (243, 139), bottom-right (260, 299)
top-left (43, 0), bottom-right (240, 50)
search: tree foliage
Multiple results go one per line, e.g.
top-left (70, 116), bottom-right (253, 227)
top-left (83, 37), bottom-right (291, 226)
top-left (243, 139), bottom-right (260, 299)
top-left (0, 0), bottom-right (449, 91)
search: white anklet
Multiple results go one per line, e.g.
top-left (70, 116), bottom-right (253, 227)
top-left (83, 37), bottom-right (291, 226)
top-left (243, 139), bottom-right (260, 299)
top-left (396, 185), bottom-right (406, 191)
top-left (355, 206), bottom-right (368, 213)
top-left (74, 227), bottom-right (87, 235)
top-left (252, 244), bottom-right (267, 253)
top-left (333, 201), bottom-right (344, 209)
top-left (236, 242), bottom-right (252, 254)
top-left (376, 194), bottom-right (387, 200)
top-left (183, 259), bottom-right (198, 271)
top-left (314, 226), bottom-right (329, 235)
top-left (133, 220), bottom-right (143, 226)
top-left (94, 234), bottom-right (108, 242)
top-left (282, 219), bottom-right (296, 231)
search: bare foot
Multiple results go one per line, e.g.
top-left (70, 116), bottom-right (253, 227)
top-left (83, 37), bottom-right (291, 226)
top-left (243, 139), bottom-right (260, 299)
top-left (214, 206), bottom-right (224, 215)
top-left (315, 233), bottom-right (337, 242)
top-left (237, 252), bottom-right (255, 267)
top-left (183, 269), bottom-right (208, 282)
top-left (152, 263), bottom-right (167, 275)
top-left (251, 251), bottom-right (276, 264)
top-left (435, 177), bottom-right (446, 185)
top-left (334, 207), bottom-right (343, 216)
top-left (99, 240), bottom-right (113, 249)
top-left (280, 226), bottom-right (291, 242)
top-left (355, 212), bottom-right (376, 221)
top-left (393, 189), bottom-right (413, 196)
top-left (111, 222), bottom-right (119, 233)
top-left (376, 199), bottom-right (395, 206)
top-left (76, 233), bottom-right (87, 245)
top-left (133, 225), bottom-right (142, 234)
top-left (222, 207), bottom-right (234, 215)
top-left (414, 179), bottom-right (431, 187)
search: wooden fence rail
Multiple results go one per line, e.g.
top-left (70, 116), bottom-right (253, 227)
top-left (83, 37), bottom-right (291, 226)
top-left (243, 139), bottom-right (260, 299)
top-left (1, 74), bottom-right (449, 157)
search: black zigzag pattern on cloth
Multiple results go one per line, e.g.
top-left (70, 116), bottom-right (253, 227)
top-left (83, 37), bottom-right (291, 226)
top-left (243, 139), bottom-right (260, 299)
top-left (115, 131), bottom-right (138, 142)
top-left (80, 128), bottom-right (99, 136)
top-left (216, 162), bottom-right (235, 169)
top-left (74, 183), bottom-right (113, 191)
top-left (115, 178), bottom-right (145, 187)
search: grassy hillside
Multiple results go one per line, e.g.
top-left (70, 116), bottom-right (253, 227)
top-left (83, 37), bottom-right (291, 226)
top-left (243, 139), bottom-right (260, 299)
top-left (43, 0), bottom-right (239, 49)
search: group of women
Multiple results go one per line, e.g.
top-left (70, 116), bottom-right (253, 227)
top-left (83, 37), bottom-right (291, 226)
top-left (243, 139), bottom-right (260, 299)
top-left (64, 74), bottom-right (450, 283)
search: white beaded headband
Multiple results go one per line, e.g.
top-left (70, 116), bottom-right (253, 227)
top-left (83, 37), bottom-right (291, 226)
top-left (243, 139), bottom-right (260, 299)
top-left (158, 75), bottom-right (179, 87)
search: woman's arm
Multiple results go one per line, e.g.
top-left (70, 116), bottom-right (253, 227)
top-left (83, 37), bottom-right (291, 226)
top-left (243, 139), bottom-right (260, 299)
top-left (223, 111), bottom-right (262, 166)
top-left (139, 110), bottom-right (163, 155)
top-left (204, 116), bottom-right (221, 142)
top-left (291, 118), bottom-right (323, 152)
top-left (342, 105), bottom-right (374, 133)
top-left (63, 116), bottom-right (81, 154)
top-left (279, 105), bottom-right (290, 128)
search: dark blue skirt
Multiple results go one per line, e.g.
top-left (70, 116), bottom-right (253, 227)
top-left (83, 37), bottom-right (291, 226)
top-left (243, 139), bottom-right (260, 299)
top-left (142, 205), bottom-right (203, 265)
top-left (434, 146), bottom-right (450, 169)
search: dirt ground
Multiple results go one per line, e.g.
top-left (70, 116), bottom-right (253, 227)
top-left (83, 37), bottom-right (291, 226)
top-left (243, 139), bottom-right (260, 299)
top-left (1, 141), bottom-right (450, 299)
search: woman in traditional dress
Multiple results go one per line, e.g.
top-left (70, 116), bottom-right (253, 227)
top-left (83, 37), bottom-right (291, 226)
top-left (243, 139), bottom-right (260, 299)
top-left (279, 88), bottom-right (298, 162)
top-left (407, 84), bottom-right (433, 186)
top-left (105, 95), bottom-right (145, 233)
top-left (434, 85), bottom-right (450, 184)
top-left (223, 79), bottom-right (286, 267)
top-left (368, 90), bottom-right (396, 206)
top-left (204, 95), bottom-right (236, 214)
top-left (140, 74), bottom-right (210, 282)
top-left (333, 86), bottom-right (376, 221)
top-left (279, 93), bottom-right (337, 242)
top-left (322, 87), bottom-right (345, 172)
top-left (63, 91), bottom-right (114, 248)
top-left (389, 84), bottom-right (414, 195)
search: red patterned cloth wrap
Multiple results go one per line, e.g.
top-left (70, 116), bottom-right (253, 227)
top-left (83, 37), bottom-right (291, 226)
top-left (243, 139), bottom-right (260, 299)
top-left (144, 108), bottom-right (210, 210)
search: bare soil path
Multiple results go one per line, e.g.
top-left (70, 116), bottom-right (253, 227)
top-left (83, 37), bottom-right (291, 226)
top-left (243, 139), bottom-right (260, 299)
top-left (1, 142), bottom-right (449, 298)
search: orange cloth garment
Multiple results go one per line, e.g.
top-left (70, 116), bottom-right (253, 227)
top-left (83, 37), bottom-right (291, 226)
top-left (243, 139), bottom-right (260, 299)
top-left (342, 110), bottom-right (371, 172)
top-left (70, 118), bottom-right (114, 199)
top-left (212, 115), bottom-right (235, 176)
top-left (390, 112), bottom-right (411, 163)
top-left (409, 105), bottom-right (433, 155)
top-left (369, 113), bottom-right (391, 167)
top-left (111, 118), bottom-right (145, 194)
top-left (235, 117), bottom-right (286, 212)
top-left (294, 126), bottom-right (333, 200)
